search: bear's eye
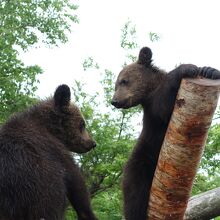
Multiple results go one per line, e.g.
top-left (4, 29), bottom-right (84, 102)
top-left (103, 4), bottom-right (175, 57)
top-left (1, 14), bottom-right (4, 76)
top-left (120, 79), bottom-right (128, 85)
top-left (79, 120), bottom-right (85, 132)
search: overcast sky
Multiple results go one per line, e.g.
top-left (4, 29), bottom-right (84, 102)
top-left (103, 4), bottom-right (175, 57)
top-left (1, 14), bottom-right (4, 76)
top-left (20, 0), bottom-right (220, 98)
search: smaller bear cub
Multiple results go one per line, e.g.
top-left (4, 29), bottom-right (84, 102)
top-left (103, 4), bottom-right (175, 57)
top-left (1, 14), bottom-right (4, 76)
top-left (0, 84), bottom-right (98, 220)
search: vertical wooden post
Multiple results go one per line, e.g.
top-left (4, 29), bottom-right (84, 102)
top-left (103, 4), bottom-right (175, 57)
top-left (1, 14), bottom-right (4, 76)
top-left (147, 78), bottom-right (220, 220)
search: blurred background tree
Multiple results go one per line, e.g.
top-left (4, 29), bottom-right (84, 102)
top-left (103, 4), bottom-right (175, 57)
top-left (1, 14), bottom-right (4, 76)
top-left (0, 0), bottom-right (78, 123)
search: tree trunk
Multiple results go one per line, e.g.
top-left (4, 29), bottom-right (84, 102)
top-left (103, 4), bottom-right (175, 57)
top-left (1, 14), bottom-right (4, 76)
top-left (147, 78), bottom-right (220, 220)
top-left (185, 187), bottom-right (220, 220)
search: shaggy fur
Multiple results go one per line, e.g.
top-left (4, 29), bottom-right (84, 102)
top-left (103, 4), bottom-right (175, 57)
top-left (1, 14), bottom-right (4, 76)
top-left (0, 85), bottom-right (98, 220)
top-left (112, 47), bottom-right (220, 220)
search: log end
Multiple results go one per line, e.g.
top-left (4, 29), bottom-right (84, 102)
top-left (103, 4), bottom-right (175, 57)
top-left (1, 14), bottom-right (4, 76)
top-left (185, 78), bottom-right (220, 87)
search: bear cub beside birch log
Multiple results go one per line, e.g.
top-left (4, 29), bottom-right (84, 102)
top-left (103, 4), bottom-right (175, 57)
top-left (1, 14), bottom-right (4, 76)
top-left (112, 47), bottom-right (220, 220)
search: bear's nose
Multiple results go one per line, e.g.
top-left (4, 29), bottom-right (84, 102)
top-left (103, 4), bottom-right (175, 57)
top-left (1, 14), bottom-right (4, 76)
top-left (92, 141), bottom-right (96, 148)
top-left (111, 99), bottom-right (119, 107)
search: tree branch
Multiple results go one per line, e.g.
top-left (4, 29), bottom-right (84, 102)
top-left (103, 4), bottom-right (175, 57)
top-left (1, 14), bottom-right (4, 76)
top-left (185, 187), bottom-right (220, 220)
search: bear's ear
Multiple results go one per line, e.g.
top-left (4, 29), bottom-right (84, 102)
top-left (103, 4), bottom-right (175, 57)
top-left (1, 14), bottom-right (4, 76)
top-left (137, 47), bottom-right (152, 66)
top-left (54, 84), bottom-right (71, 110)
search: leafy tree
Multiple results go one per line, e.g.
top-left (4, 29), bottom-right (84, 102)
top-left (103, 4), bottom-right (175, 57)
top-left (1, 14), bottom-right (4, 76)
top-left (0, 0), bottom-right (78, 123)
top-left (149, 32), bottom-right (160, 42)
top-left (192, 118), bottom-right (220, 195)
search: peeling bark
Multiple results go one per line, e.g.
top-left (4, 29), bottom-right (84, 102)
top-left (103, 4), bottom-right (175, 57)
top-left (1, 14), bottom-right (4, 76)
top-left (147, 78), bottom-right (220, 220)
top-left (185, 187), bottom-right (220, 220)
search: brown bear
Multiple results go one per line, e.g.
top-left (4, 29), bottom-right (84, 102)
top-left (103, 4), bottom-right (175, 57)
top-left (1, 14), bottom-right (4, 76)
top-left (0, 84), bottom-right (98, 220)
top-left (111, 47), bottom-right (220, 220)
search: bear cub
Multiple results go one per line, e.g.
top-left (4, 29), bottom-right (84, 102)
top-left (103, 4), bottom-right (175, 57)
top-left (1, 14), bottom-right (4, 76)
top-left (0, 85), bottom-right (98, 220)
top-left (112, 47), bottom-right (220, 220)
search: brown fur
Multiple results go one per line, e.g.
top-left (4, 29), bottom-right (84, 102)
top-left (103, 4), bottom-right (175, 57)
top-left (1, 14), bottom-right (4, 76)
top-left (0, 85), bottom-right (98, 220)
top-left (112, 47), bottom-right (220, 220)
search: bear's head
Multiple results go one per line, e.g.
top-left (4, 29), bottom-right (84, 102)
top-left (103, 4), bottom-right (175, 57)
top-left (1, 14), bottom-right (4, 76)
top-left (50, 84), bottom-right (96, 153)
top-left (111, 47), bottom-right (164, 109)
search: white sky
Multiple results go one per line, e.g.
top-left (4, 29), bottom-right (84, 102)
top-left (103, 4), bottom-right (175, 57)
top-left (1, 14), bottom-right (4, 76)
top-left (20, 0), bottom-right (220, 98)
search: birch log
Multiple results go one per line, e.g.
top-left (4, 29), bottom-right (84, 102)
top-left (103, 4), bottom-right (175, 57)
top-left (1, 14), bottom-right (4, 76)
top-left (185, 187), bottom-right (220, 220)
top-left (147, 78), bottom-right (220, 220)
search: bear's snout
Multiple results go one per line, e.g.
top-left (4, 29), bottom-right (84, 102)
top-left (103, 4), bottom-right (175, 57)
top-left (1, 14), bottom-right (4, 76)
top-left (91, 141), bottom-right (96, 148)
top-left (85, 140), bottom-right (96, 151)
top-left (111, 99), bottom-right (120, 107)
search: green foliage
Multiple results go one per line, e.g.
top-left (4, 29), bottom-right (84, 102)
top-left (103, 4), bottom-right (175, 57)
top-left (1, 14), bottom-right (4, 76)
top-left (192, 117), bottom-right (220, 195)
top-left (65, 207), bottom-right (77, 220)
top-left (201, 123), bottom-right (220, 175)
top-left (71, 70), bottom-right (137, 219)
top-left (72, 69), bottom-right (137, 198)
top-left (0, 0), bottom-right (78, 124)
top-left (0, 41), bottom-right (42, 123)
top-left (0, 0), bottom-right (78, 49)
top-left (149, 32), bottom-right (160, 42)
top-left (65, 20), bottom-right (141, 219)
top-left (121, 20), bottom-right (138, 64)
top-left (92, 187), bottom-right (122, 220)
top-left (82, 57), bottom-right (100, 71)
top-left (120, 20), bottom-right (137, 50)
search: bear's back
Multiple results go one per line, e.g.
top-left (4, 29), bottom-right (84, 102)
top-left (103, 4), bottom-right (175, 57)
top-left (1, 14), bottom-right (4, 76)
top-left (0, 105), bottom-right (68, 220)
